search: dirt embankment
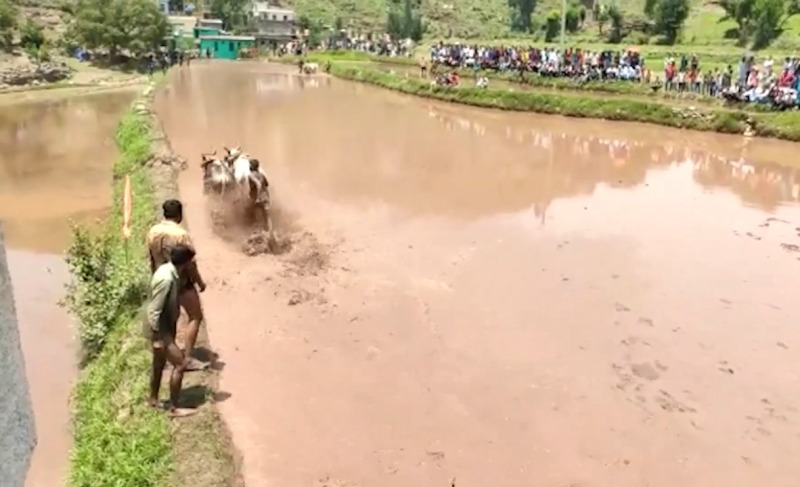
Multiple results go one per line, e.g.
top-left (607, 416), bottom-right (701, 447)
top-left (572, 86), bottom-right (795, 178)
top-left (142, 82), bottom-right (244, 487)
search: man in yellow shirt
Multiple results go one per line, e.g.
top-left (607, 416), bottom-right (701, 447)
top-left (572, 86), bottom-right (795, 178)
top-left (147, 244), bottom-right (197, 417)
top-left (147, 199), bottom-right (207, 371)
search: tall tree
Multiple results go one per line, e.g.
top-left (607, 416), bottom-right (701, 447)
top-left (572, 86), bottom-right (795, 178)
top-left (386, 0), bottom-right (424, 40)
top-left (0, 0), bottom-right (17, 50)
top-left (508, 0), bottom-right (536, 32)
top-left (714, 0), bottom-right (794, 46)
top-left (713, 0), bottom-right (757, 44)
top-left (648, 0), bottom-right (690, 44)
top-left (68, 0), bottom-right (169, 56)
top-left (752, 0), bottom-right (786, 47)
top-left (208, 0), bottom-right (251, 33)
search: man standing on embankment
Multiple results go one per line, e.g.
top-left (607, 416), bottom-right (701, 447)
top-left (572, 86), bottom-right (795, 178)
top-left (146, 244), bottom-right (197, 417)
top-left (147, 199), bottom-right (208, 371)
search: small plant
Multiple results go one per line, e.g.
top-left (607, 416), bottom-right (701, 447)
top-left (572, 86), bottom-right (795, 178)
top-left (20, 18), bottom-right (45, 49)
top-left (63, 224), bottom-right (147, 362)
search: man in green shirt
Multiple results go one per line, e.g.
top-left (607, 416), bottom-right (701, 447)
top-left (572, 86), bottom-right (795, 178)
top-left (147, 244), bottom-right (197, 417)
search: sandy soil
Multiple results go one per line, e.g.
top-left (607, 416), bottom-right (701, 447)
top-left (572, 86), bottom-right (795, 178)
top-left (155, 62), bottom-right (800, 487)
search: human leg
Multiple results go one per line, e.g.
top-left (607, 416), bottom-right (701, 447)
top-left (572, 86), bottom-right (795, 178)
top-left (148, 342), bottom-right (168, 407)
top-left (162, 333), bottom-right (196, 417)
top-left (179, 286), bottom-right (207, 370)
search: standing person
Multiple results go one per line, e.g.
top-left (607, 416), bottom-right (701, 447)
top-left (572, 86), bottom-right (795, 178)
top-left (147, 199), bottom-right (208, 371)
top-left (147, 244), bottom-right (197, 417)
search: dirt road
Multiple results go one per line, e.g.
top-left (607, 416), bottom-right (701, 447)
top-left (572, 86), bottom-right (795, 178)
top-left (156, 63), bottom-right (800, 487)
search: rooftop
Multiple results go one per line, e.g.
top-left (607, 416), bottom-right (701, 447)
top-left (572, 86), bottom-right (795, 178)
top-left (199, 35), bottom-right (256, 41)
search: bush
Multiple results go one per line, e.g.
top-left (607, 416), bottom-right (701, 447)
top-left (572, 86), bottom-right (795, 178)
top-left (20, 18), bottom-right (44, 49)
top-left (64, 111), bottom-right (154, 361)
top-left (66, 103), bottom-right (170, 487)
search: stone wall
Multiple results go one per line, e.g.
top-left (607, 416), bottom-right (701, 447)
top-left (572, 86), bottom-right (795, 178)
top-left (0, 223), bottom-right (37, 487)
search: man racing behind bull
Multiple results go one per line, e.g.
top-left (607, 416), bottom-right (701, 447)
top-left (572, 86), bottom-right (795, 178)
top-left (247, 159), bottom-right (273, 234)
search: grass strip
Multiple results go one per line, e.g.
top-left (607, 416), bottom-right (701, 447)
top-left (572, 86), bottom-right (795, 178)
top-left (65, 92), bottom-right (170, 486)
top-left (64, 77), bottom-right (241, 487)
top-left (307, 61), bottom-right (800, 141)
top-left (275, 52), bottom-right (765, 106)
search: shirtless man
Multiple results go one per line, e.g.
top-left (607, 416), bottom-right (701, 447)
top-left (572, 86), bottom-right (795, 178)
top-left (147, 244), bottom-right (197, 417)
top-left (248, 159), bottom-right (272, 233)
top-left (147, 199), bottom-right (208, 371)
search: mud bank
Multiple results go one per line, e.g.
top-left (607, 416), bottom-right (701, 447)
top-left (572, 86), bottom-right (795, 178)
top-left (65, 75), bottom-right (240, 487)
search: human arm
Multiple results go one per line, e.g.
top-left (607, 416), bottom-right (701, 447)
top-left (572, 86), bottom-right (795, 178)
top-left (146, 276), bottom-right (171, 332)
top-left (181, 234), bottom-right (206, 292)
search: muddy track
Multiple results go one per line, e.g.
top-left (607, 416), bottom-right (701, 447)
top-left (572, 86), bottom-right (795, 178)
top-left (155, 62), bottom-right (800, 487)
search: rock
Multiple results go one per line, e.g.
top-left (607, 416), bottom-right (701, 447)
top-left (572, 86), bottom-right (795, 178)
top-left (0, 60), bottom-right (73, 87)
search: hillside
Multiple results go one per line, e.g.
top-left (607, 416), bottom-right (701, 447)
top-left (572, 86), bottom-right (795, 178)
top-left (12, 0), bottom-right (70, 40)
top-left (281, 0), bottom-right (800, 52)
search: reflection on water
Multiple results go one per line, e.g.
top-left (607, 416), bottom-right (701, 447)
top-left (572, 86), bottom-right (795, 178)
top-left (0, 92), bottom-right (134, 253)
top-left (164, 63), bottom-right (800, 222)
top-left (426, 105), bottom-right (800, 215)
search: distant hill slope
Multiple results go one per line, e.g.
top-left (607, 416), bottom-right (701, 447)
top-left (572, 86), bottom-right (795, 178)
top-left (279, 0), bottom-right (800, 52)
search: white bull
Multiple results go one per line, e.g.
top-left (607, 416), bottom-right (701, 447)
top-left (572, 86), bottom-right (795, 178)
top-left (302, 62), bottom-right (319, 75)
top-left (201, 152), bottom-right (234, 196)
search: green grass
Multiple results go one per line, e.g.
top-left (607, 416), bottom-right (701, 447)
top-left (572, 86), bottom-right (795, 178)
top-left (279, 0), bottom-right (800, 53)
top-left (66, 103), bottom-right (170, 487)
top-left (277, 52), bottom-right (772, 111)
top-left (313, 61), bottom-right (800, 141)
top-left (65, 76), bottom-right (240, 487)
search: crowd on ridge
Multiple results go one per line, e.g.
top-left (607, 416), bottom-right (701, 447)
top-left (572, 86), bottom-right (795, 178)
top-left (330, 39), bottom-right (800, 109)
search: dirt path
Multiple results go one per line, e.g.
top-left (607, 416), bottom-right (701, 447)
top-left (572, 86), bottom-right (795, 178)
top-left (156, 62), bottom-right (800, 487)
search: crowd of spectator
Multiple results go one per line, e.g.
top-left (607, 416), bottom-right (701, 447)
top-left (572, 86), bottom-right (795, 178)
top-left (313, 38), bottom-right (800, 109)
top-left (423, 43), bottom-right (800, 109)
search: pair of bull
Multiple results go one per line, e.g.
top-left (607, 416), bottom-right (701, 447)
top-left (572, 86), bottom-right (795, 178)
top-left (200, 146), bottom-right (267, 202)
top-left (201, 146), bottom-right (276, 246)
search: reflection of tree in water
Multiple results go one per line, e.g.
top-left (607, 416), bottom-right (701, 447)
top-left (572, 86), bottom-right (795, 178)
top-left (0, 95), bottom-right (130, 188)
top-left (427, 107), bottom-right (674, 220)
top-left (428, 106), bottom-right (800, 217)
top-left (692, 155), bottom-right (800, 212)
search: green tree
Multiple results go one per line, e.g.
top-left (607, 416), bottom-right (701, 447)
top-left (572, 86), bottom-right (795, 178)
top-left (0, 0), bottom-right (18, 50)
top-left (298, 15), bottom-right (325, 47)
top-left (594, 3), bottom-right (610, 34)
top-left (20, 19), bottom-right (45, 49)
top-left (208, 0), bottom-right (251, 32)
top-left (752, 0), bottom-right (785, 47)
top-left (565, 3), bottom-right (586, 32)
top-left (713, 0), bottom-right (757, 44)
top-left (68, 0), bottom-right (169, 56)
top-left (386, 0), bottom-right (424, 41)
top-left (607, 4), bottom-right (624, 42)
top-left (544, 9), bottom-right (561, 41)
top-left (648, 0), bottom-right (690, 44)
top-left (509, 0), bottom-right (537, 32)
top-left (714, 0), bottom-right (793, 46)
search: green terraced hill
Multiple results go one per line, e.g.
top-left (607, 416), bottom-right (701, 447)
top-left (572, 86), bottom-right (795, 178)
top-left (279, 0), bottom-right (800, 52)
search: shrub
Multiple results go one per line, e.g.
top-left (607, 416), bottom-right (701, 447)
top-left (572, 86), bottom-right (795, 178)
top-left (20, 18), bottom-right (44, 49)
top-left (66, 98), bottom-right (172, 487)
top-left (63, 112), bottom-right (154, 361)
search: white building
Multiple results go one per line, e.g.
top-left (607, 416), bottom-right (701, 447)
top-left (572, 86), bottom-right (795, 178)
top-left (251, 1), bottom-right (298, 48)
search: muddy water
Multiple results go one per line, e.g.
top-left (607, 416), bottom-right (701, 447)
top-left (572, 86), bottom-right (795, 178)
top-left (158, 63), bottom-right (800, 487)
top-left (0, 91), bottom-right (134, 487)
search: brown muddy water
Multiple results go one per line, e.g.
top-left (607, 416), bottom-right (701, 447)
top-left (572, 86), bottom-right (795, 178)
top-left (0, 90), bottom-right (134, 487)
top-left (157, 63), bottom-right (800, 487)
